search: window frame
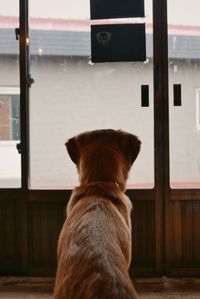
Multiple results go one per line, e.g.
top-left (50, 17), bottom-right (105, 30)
top-left (0, 86), bottom-right (20, 141)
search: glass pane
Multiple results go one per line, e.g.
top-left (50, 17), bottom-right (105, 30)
top-left (168, 0), bottom-right (200, 188)
top-left (29, 0), bottom-right (154, 189)
top-left (0, 3), bottom-right (21, 188)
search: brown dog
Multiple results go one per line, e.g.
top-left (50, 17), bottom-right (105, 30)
top-left (54, 129), bottom-right (141, 299)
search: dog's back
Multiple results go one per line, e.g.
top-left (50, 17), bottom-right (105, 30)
top-left (54, 184), bottom-right (138, 299)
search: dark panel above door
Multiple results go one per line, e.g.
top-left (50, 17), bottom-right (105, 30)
top-left (90, 0), bottom-right (145, 19)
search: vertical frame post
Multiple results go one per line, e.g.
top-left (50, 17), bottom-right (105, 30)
top-left (19, 0), bottom-right (29, 273)
top-left (19, 0), bottom-right (30, 189)
top-left (153, 0), bottom-right (169, 274)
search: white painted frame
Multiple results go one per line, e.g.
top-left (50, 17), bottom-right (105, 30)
top-left (0, 86), bottom-right (20, 95)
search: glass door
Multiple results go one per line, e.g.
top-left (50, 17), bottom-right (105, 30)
top-left (27, 0), bottom-right (163, 277)
top-left (167, 0), bottom-right (200, 275)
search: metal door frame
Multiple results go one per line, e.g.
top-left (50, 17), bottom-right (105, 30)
top-left (0, 0), bottom-right (168, 276)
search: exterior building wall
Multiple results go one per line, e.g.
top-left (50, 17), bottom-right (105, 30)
top-left (0, 57), bottom-right (200, 188)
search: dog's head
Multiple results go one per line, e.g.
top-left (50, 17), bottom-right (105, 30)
top-left (65, 129), bottom-right (141, 191)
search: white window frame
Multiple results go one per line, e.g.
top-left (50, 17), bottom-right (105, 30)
top-left (196, 88), bottom-right (200, 130)
top-left (0, 86), bottom-right (20, 95)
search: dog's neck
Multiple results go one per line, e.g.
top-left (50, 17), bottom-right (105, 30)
top-left (71, 181), bottom-right (126, 207)
top-left (79, 180), bottom-right (125, 193)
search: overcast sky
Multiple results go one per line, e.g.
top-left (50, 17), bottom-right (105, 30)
top-left (0, 0), bottom-right (200, 25)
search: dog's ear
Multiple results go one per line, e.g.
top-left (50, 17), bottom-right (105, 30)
top-left (65, 137), bottom-right (80, 165)
top-left (119, 132), bottom-right (141, 165)
top-left (127, 134), bottom-right (141, 164)
top-left (65, 132), bottom-right (90, 165)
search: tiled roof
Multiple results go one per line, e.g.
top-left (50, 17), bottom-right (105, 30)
top-left (168, 35), bottom-right (200, 59)
top-left (0, 16), bottom-right (200, 59)
top-left (31, 30), bottom-right (91, 56)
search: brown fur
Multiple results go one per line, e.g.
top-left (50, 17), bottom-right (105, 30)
top-left (54, 129), bottom-right (141, 299)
